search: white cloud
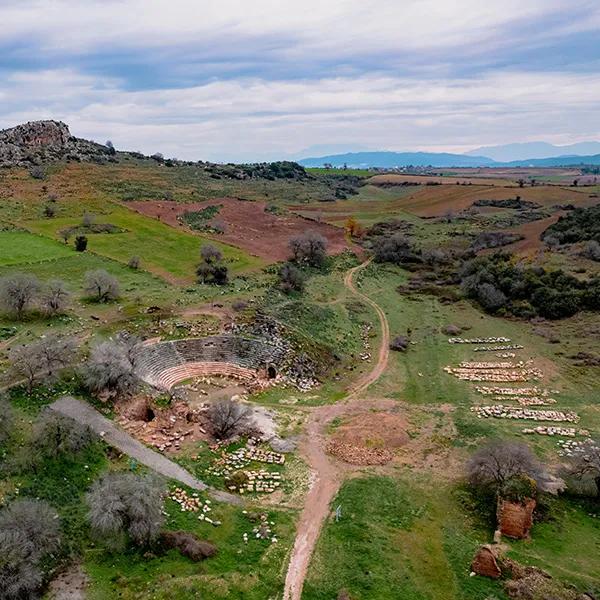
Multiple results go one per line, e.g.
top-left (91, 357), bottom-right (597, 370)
top-left (1, 68), bottom-right (598, 161)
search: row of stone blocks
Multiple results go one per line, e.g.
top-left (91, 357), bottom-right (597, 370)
top-left (134, 335), bottom-right (285, 390)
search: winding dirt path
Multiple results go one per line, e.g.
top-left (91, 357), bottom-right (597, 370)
top-left (283, 259), bottom-right (390, 600)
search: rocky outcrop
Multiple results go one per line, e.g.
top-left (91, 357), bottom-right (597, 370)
top-left (471, 545), bottom-right (501, 579)
top-left (0, 120), bottom-right (113, 167)
top-left (498, 497), bottom-right (536, 539)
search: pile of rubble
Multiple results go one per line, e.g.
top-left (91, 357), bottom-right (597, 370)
top-left (473, 344), bottom-right (524, 352)
top-left (230, 470), bottom-right (283, 494)
top-left (359, 323), bottom-right (373, 362)
top-left (326, 440), bottom-right (394, 466)
top-left (557, 438), bottom-right (597, 455)
top-left (475, 386), bottom-right (554, 397)
top-left (472, 405), bottom-right (579, 423)
top-left (449, 336), bottom-right (511, 344)
top-left (523, 426), bottom-right (588, 437)
top-left (206, 445), bottom-right (285, 478)
top-left (496, 352), bottom-right (516, 358)
top-left (500, 396), bottom-right (556, 406)
top-left (169, 488), bottom-right (221, 525)
top-left (242, 512), bottom-right (278, 545)
top-left (444, 365), bottom-right (542, 382)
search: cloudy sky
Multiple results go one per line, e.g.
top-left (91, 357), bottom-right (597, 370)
top-left (1, 0), bottom-right (599, 161)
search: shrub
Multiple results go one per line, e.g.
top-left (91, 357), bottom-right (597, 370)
top-left (389, 336), bottom-right (409, 352)
top-left (159, 531), bottom-right (217, 561)
top-left (583, 240), bottom-right (600, 262)
top-left (373, 233), bottom-right (420, 265)
top-left (207, 399), bottom-right (252, 440)
top-left (0, 499), bottom-right (61, 599)
top-left (128, 255), bottom-right (141, 269)
top-left (289, 230), bottom-right (327, 267)
top-left (84, 270), bottom-right (120, 302)
top-left (278, 262), bottom-right (305, 293)
top-left (43, 203), bottom-right (56, 218)
top-left (74, 235), bottom-right (88, 252)
top-left (0, 273), bottom-right (41, 319)
top-left (501, 474), bottom-right (538, 503)
top-left (197, 244), bottom-right (228, 285)
top-left (87, 472), bottom-right (165, 549)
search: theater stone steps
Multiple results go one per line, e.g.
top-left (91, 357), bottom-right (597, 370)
top-left (134, 335), bottom-right (285, 391)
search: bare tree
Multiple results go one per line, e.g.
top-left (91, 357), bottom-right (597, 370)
top-left (0, 273), bottom-right (40, 319)
top-left (466, 440), bottom-right (545, 494)
top-left (128, 255), bottom-right (141, 269)
top-left (0, 498), bottom-right (61, 600)
top-left (278, 262), bottom-right (305, 294)
top-left (40, 279), bottom-right (70, 316)
top-left (200, 244), bottom-right (222, 264)
top-left (207, 398), bottom-right (252, 440)
top-left (82, 337), bottom-right (138, 398)
top-left (568, 439), bottom-right (600, 500)
top-left (0, 394), bottom-right (14, 444)
top-left (289, 230), bottom-right (328, 267)
top-left (31, 408), bottom-right (96, 459)
top-left (84, 269), bottom-right (120, 302)
top-left (9, 335), bottom-right (76, 391)
top-left (87, 472), bottom-right (165, 549)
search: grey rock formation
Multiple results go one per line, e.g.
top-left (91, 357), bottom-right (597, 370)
top-left (0, 120), bottom-right (113, 167)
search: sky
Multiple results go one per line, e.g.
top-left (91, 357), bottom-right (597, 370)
top-left (1, 0), bottom-right (599, 162)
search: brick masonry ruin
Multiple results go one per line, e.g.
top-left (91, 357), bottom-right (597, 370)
top-left (497, 497), bottom-right (536, 539)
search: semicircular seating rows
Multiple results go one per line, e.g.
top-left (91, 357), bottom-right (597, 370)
top-left (133, 335), bottom-right (286, 391)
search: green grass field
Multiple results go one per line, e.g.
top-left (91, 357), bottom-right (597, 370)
top-left (0, 231), bottom-right (74, 266)
top-left (23, 203), bottom-right (263, 283)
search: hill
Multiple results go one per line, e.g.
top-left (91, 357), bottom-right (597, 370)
top-left (0, 120), bottom-right (115, 167)
top-left (298, 151), bottom-right (496, 168)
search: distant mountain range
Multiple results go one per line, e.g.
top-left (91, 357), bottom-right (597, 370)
top-left (466, 141), bottom-right (600, 162)
top-left (299, 144), bottom-right (600, 169)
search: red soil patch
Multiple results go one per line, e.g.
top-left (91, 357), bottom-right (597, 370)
top-left (327, 411), bottom-right (409, 465)
top-left (128, 198), bottom-right (352, 262)
top-left (498, 213), bottom-right (563, 256)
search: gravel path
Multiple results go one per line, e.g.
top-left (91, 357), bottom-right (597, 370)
top-left (50, 396), bottom-right (240, 505)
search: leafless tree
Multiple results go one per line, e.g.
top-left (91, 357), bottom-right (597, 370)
top-left (82, 337), bottom-right (139, 398)
top-left (0, 273), bottom-right (41, 319)
top-left (128, 255), bottom-right (141, 269)
top-left (568, 439), bottom-right (600, 500)
top-left (87, 472), bottom-right (165, 549)
top-left (82, 211), bottom-right (96, 228)
top-left (31, 408), bottom-right (96, 459)
top-left (40, 279), bottom-right (70, 316)
top-left (0, 498), bottom-right (61, 599)
top-left (84, 269), bottom-right (120, 302)
top-left (9, 335), bottom-right (76, 391)
top-left (200, 244), bottom-right (222, 265)
top-left (466, 440), bottom-right (545, 493)
top-left (289, 230), bottom-right (328, 267)
top-left (0, 394), bottom-right (14, 444)
top-left (207, 398), bottom-right (252, 440)
top-left (278, 262), bottom-right (305, 293)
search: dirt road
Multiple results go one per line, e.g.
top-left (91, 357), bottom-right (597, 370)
top-left (283, 259), bottom-right (391, 600)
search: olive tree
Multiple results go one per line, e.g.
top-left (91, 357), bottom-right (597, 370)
top-left (82, 336), bottom-right (139, 398)
top-left (208, 398), bottom-right (252, 440)
top-left (0, 498), bottom-right (61, 600)
top-left (289, 230), bottom-right (327, 267)
top-left (31, 408), bottom-right (96, 459)
top-left (0, 273), bottom-right (40, 319)
top-left (278, 262), bottom-right (305, 294)
top-left (197, 244), bottom-right (228, 285)
top-left (467, 440), bottom-right (545, 495)
top-left (84, 269), bottom-right (120, 302)
top-left (0, 394), bottom-right (14, 445)
top-left (568, 439), bottom-right (600, 500)
top-left (87, 472), bottom-right (165, 549)
top-left (9, 335), bottom-right (77, 391)
top-left (40, 279), bottom-right (70, 316)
